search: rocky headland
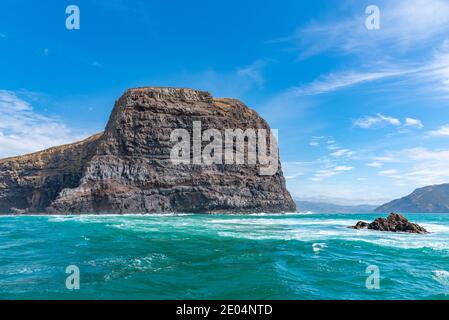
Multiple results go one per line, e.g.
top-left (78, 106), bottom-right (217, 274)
top-left (0, 87), bottom-right (296, 214)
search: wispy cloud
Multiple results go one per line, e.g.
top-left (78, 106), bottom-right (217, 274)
top-left (286, 136), bottom-right (355, 183)
top-left (277, 54), bottom-right (449, 108)
top-left (292, 70), bottom-right (405, 96)
top-left (367, 162), bottom-right (383, 168)
top-left (308, 136), bottom-right (353, 157)
top-left (334, 165), bottom-right (353, 171)
top-left (0, 90), bottom-right (85, 158)
top-left (404, 117), bottom-right (424, 128)
top-left (370, 147), bottom-right (449, 186)
top-left (274, 1), bottom-right (449, 203)
top-left (353, 114), bottom-right (425, 131)
top-left (427, 124), bottom-right (449, 136)
top-left (282, 161), bottom-right (314, 180)
top-left (272, 0), bottom-right (449, 98)
top-left (330, 149), bottom-right (354, 158)
top-left (353, 114), bottom-right (401, 128)
top-left (291, 49), bottom-right (449, 97)
top-left (379, 169), bottom-right (399, 177)
top-left (272, 0), bottom-right (449, 59)
top-left (308, 136), bottom-right (338, 149)
top-left (309, 165), bottom-right (354, 182)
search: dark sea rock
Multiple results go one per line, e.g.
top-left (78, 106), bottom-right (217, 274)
top-left (350, 213), bottom-right (428, 234)
top-left (0, 87), bottom-right (296, 214)
top-left (352, 221), bottom-right (370, 229)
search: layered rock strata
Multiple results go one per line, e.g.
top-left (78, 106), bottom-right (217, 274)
top-left (0, 87), bottom-right (296, 214)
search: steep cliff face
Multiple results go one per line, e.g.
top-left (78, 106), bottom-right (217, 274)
top-left (0, 134), bottom-right (102, 214)
top-left (0, 87), bottom-right (296, 214)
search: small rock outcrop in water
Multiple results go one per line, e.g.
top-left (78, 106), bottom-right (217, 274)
top-left (352, 221), bottom-right (370, 229)
top-left (350, 213), bottom-right (428, 234)
top-left (0, 87), bottom-right (295, 214)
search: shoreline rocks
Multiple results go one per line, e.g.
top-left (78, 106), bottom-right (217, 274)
top-left (350, 213), bottom-right (428, 234)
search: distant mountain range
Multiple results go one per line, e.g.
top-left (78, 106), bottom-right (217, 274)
top-left (295, 183), bottom-right (449, 214)
top-left (375, 183), bottom-right (449, 213)
top-left (295, 201), bottom-right (377, 214)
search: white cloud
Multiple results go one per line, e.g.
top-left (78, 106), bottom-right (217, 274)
top-left (290, 136), bottom-right (355, 183)
top-left (273, 0), bottom-right (449, 59)
top-left (282, 161), bottom-right (315, 180)
top-left (375, 156), bottom-right (394, 162)
top-left (353, 116), bottom-right (383, 129)
top-left (308, 136), bottom-right (339, 149)
top-left (309, 136), bottom-right (325, 148)
top-left (379, 169), bottom-right (399, 176)
top-left (310, 170), bottom-right (339, 180)
top-left (309, 165), bottom-right (353, 182)
top-left (315, 171), bottom-right (337, 178)
top-left (411, 47), bottom-right (449, 95)
top-left (274, 1), bottom-right (449, 203)
top-left (374, 147), bottom-right (449, 164)
top-left (290, 53), bottom-right (449, 97)
top-left (0, 90), bottom-right (85, 159)
top-left (404, 117), bottom-right (424, 128)
top-left (353, 114), bottom-right (401, 128)
top-left (334, 165), bottom-right (353, 171)
top-left (367, 162), bottom-right (383, 168)
top-left (292, 70), bottom-right (405, 96)
top-left (427, 124), bottom-right (449, 136)
top-left (330, 149), bottom-right (354, 158)
top-left (326, 139), bottom-right (340, 151)
top-left (370, 147), bottom-right (449, 186)
top-left (285, 173), bottom-right (303, 180)
top-left (273, 0), bottom-right (449, 98)
top-left (284, 145), bottom-right (355, 182)
top-left (291, 45), bottom-right (449, 97)
top-left (378, 114), bottom-right (401, 126)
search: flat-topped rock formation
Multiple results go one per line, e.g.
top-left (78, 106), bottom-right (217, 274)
top-left (0, 87), bottom-right (296, 214)
top-left (350, 213), bottom-right (428, 234)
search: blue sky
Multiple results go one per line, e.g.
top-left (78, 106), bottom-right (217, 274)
top-left (1, 0), bottom-right (449, 205)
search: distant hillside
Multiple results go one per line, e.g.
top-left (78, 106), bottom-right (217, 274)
top-left (295, 201), bottom-right (377, 214)
top-left (375, 183), bottom-right (449, 213)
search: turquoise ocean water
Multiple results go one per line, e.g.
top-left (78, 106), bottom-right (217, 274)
top-left (1, 213), bottom-right (449, 300)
